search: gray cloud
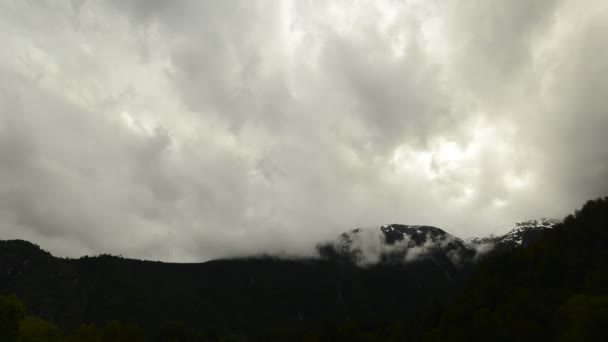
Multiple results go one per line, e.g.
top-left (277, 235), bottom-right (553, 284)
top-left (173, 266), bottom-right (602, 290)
top-left (0, 0), bottom-right (606, 261)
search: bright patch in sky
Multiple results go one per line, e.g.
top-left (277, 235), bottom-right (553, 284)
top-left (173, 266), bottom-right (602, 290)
top-left (390, 118), bottom-right (528, 204)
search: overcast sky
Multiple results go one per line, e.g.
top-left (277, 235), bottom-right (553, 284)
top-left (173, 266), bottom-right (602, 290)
top-left (0, 0), bottom-right (607, 261)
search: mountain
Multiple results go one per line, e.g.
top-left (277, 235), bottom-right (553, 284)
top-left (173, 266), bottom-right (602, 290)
top-left (318, 220), bottom-right (557, 266)
top-left (2, 197), bottom-right (606, 341)
top-left (0, 242), bottom-right (470, 335)
top-left (0, 220), bottom-right (555, 336)
top-left (317, 224), bottom-right (481, 266)
top-left (468, 218), bottom-right (557, 253)
top-left (493, 218), bottom-right (557, 247)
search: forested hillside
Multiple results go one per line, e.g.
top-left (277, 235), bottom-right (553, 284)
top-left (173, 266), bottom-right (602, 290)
top-left (428, 197), bottom-right (608, 341)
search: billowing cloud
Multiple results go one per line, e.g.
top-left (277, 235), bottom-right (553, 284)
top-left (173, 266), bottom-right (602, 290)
top-left (0, 0), bottom-right (606, 261)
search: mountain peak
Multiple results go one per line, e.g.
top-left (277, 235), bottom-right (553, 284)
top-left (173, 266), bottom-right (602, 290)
top-left (468, 218), bottom-right (558, 248)
top-left (379, 224), bottom-right (449, 244)
top-left (498, 218), bottom-right (557, 247)
top-left (319, 224), bottom-right (478, 266)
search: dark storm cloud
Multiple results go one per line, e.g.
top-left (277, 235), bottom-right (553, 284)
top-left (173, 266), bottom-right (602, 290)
top-left (0, 0), bottom-right (606, 261)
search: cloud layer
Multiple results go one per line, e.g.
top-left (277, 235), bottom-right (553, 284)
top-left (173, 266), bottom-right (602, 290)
top-left (0, 0), bottom-right (607, 261)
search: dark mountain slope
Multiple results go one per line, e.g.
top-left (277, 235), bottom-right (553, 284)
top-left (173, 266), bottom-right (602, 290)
top-left (0, 219), bottom-right (559, 337)
top-left (0, 238), bottom-right (470, 335)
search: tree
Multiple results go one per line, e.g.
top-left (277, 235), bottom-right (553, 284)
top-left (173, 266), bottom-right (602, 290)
top-left (67, 324), bottom-right (102, 342)
top-left (155, 322), bottom-right (198, 342)
top-left (100, 320), bottom-right (145, 342)
top-left (18, 316), bottom-right (63, 342)
top-left (559, 294), bottom-right (608, 342)
top-left (0, 295), bottom-right (26, 342)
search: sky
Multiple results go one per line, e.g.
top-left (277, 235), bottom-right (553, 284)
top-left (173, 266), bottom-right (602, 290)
top-left (0, 0), bottom-right (607, 262)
